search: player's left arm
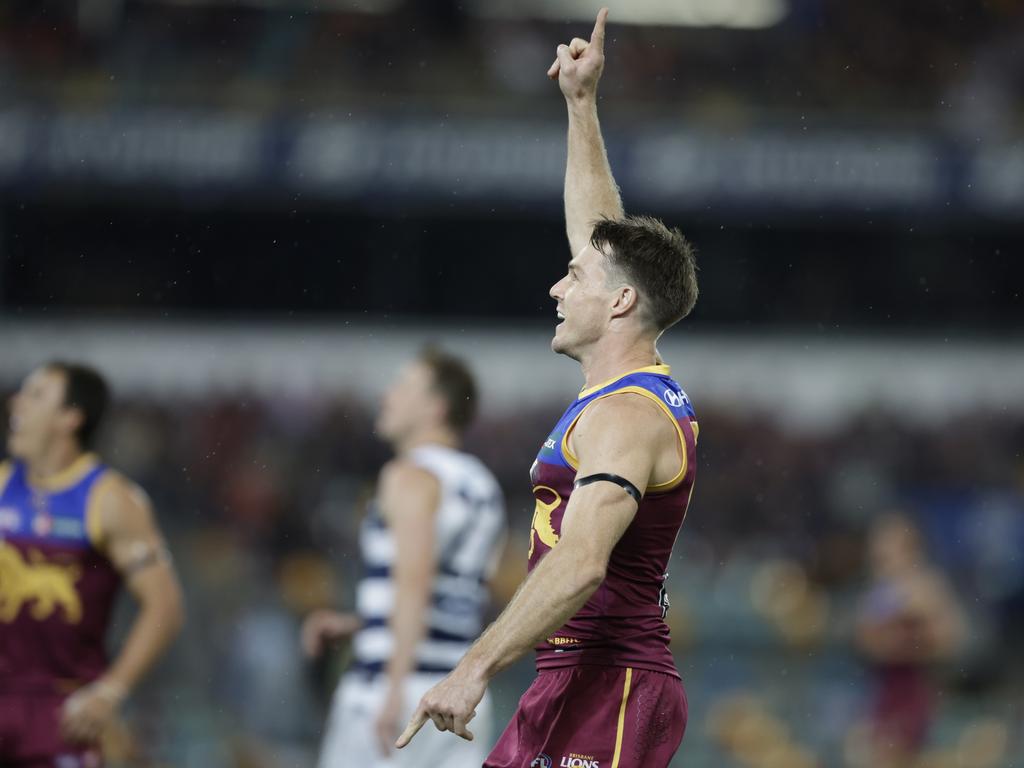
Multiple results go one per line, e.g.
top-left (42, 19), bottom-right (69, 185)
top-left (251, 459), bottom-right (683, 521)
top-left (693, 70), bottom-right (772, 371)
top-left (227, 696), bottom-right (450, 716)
top-left (60, 473), bottom-right (185, 744)
top-left (397, 394), bottom-right (673, 747)
top-left (375, 460), bottom-right (440, 756)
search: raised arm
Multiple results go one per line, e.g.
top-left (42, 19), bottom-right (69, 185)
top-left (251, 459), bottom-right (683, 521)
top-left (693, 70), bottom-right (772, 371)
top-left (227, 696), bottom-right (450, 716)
top-left (548, 8), bottom-right (624, 257)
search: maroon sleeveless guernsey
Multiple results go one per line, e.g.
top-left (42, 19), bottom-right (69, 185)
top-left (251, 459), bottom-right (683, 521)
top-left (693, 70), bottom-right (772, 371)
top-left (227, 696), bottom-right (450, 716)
top-left (0, 454), bottom-right (122, 695)
top-left (528, 365), bottom-right (697, 677)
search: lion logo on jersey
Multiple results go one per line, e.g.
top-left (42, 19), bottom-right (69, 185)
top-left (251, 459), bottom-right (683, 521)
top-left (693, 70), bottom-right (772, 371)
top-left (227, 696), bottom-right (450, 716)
top-left (0, 542), bottom-right (82, 624)
top-left (528, 486), bottom-right (561, 559)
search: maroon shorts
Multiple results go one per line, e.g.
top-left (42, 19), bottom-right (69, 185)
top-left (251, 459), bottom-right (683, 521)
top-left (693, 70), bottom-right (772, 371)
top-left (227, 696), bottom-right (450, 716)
top-left (485, 666), bottom-right (687, 768)
top-left (0, 693), bottom-right (102, 767)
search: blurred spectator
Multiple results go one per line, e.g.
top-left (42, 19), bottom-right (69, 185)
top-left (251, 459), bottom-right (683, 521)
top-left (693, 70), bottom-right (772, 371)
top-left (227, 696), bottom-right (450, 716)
top-left (0, 0), bottom-right (1021, 118)
top-left (852, 514), bottom-right (965, 768)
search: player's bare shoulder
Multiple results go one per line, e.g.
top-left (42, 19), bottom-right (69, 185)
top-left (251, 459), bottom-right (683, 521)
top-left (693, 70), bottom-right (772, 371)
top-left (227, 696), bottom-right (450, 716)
top-left (91, 469), bottom-right (154, 525)
top-left (378, 459), bottom-right (440, 519)
top-left (574, 391), bottom-right (677, 449)
top-left (379, 459), bottom-right (437, 494)
top-left (87, 469), bottom-right (169, 565)
top-left (572, 392), bottom-right (681, 487)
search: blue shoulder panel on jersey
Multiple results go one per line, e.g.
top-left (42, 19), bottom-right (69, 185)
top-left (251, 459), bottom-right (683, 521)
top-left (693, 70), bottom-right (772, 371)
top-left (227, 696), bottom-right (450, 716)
top-left (0, 460), bottom-right (107, 546)
top-left (532, 368), bottom-right (696, 475)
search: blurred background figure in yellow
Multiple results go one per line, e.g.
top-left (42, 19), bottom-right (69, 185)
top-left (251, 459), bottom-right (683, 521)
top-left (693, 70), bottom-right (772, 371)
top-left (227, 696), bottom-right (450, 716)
top-left (854, 515), bottom-right (965, 768)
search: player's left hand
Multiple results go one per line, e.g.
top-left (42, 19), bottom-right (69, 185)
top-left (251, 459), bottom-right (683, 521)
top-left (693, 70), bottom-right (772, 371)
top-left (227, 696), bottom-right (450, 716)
top-left (375, 683), bottom-right (405, 756)
top-left (546, 7), bottom-right (608, 102)
top-left (60, 679), bottom-right (125, 744)
top-left (395, 664), bottom-right (486, 748)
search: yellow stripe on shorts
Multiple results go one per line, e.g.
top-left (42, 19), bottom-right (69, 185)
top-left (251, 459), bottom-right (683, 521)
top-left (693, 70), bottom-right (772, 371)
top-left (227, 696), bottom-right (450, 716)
top-left (611, 667), bottom-right (633, 768)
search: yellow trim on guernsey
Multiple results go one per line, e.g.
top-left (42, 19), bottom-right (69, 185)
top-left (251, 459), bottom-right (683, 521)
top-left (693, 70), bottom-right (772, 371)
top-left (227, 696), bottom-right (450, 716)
top-left (561, 386), bottom-right (689, 492)
top-left (84, 470), bottom-right (117, 550)
top-left (0, 460), bottom-right (12, 496)
top-left (578, 364), bottom-right (671, 400)
top-left (28, 452), bottom-right (101, 492)
top-left (611, 667), bottom-right (634, 768)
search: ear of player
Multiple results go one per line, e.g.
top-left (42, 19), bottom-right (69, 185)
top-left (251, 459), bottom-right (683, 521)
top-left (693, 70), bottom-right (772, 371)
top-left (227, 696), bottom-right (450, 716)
top-left (547, 7), bottom-right (608, 81)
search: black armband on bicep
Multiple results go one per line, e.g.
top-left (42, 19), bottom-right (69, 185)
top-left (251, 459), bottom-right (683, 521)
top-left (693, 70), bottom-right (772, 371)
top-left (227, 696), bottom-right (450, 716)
top-left (573, 473), bottom-right (642, 504)
top-left (119, 543), bottom-right (171, 578)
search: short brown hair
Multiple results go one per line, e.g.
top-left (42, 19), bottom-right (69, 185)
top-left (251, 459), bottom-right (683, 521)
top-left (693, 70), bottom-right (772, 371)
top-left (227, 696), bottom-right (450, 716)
top-left (591, 215), bottom-right (698, 332)
top-left (419, 347), bottom-right (478, 433)
top-left (45, 361), bottom-right (110, 450)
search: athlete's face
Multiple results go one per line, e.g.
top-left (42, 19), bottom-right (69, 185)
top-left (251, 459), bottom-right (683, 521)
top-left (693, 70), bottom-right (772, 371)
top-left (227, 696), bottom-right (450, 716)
top-left (375, 361), bottom-right (444, 443)
top-left (6, 367), bottom-right (79, 460)
top-left (549, 243), bottom-right (618, 360)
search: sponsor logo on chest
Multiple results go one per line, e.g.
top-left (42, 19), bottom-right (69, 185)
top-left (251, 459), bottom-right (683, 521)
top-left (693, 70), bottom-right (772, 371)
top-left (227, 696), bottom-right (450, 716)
top-left (0, 506), bottom-right (84, 540)
top-left (52, 516), bottom-right (86, 539)
top-left (0, 507), bottom-right (20, 533)
top-left (32, 512), bottom-right (53, 537)
top-left (664, 388), bottom-right (684, 408)
top-left (30, 513), bottom-right (84, 540)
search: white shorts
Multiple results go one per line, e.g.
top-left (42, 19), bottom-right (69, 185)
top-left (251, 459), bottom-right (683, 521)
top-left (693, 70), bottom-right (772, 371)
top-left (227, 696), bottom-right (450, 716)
top-left (317, 671), bottom-right (493, 768)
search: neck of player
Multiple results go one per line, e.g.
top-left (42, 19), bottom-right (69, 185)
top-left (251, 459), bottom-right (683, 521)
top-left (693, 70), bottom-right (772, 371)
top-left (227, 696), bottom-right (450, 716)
top-left (395, 425), bottom-right (460, 456)
top-left (27, 439), bottom-right (86, 487)
top-left (579, 334), bottom-right (662, 391)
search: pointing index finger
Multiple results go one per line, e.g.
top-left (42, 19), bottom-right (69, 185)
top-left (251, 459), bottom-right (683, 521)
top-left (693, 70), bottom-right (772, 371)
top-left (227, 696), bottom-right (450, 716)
top-left (395, 709), bottom-right (428, 749)
top-left (590, 7), bottom-right (608, 51)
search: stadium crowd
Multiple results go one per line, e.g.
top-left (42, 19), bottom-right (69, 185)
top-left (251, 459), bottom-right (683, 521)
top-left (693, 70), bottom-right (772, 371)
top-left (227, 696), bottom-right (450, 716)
top-left (1, 0), bottom-right (1022, 130)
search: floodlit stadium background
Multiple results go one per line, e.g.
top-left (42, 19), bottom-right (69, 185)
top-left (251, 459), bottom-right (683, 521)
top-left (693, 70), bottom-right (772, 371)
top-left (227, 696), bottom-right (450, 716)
top-left (2, 1), bottom-right (1023, 766)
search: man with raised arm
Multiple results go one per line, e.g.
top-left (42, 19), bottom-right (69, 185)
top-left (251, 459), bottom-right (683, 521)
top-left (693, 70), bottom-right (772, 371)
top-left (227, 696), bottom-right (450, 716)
top-left (397, 9), bottom-right (700, 768)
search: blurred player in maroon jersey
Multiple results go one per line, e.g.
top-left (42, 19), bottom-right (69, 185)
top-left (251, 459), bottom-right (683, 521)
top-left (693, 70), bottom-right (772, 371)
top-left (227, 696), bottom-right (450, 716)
top-left (0, 362), bottom-right (184, 767)
top-left (855, 514), bottom-right (964, 768)
top-left (397, 9), bottom-right (700, 767)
